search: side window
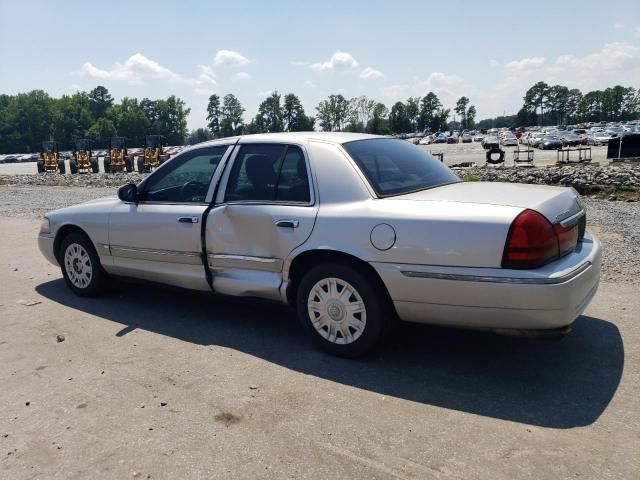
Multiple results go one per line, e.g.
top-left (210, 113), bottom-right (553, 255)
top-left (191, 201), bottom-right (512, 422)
top-left (275, 147), bottom-right (310, 202)
top-left (224, 144), bottom-right (311, 203)
top-left (143, 146), bottom-right (228, 203)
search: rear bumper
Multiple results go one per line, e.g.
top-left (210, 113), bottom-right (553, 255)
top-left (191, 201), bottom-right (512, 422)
top-left (372, 232), bottom-right (601, 331)
top-left (38, 234), bottom-right (58, 267)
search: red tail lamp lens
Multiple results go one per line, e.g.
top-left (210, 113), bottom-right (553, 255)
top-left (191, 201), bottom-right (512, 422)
top-left (502, 209), bottom-right (559, 269)
top-left (555, 223), bottom-right (579, 256)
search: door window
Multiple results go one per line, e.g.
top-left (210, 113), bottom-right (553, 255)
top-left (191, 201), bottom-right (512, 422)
top-left (143, 146), bottom-right (228, 203)
top-left (224, 144), bottom-right (310, 203)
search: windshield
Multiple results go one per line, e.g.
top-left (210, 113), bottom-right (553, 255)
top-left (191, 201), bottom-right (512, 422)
top-left (343, 138), bottom-right (459, 197)
top-left (146, 137), bottom-right (161, 148)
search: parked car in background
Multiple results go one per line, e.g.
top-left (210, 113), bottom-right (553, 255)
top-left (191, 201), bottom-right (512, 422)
top-left (561, 133), bottom-right (583, 147)
top-left (447, 135), bottom-right (459, 144)
top-left (432, 133), bottom-right (447, 144)
top-left (587, 131), bottom-right (616, 146)
top-left (473, 133), bottom-right (484, 142)
top-left (538, 136), bottom-right (563, 150)
top-left (461, 133), bottom-right (472, 143)
top-left (481, 136), bottom-right (500, 149)
top-left (37, 132), bottom-right (601, 357)
top-left (529, 133), bottom-right (545, 148)
top-left (500, 134), bottom-right (518, 147)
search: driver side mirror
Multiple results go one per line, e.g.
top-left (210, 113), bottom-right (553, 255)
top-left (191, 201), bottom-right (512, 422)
top-left (118, 183), bottom-right (139, 203)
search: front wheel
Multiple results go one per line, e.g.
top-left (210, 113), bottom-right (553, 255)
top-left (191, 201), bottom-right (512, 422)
top-left (103, 158), bottom-right (111, 173)
top-left (37, 160), bottom-right (45, 173)
top-left (296, 263), bottom-right (391, 357)
top-left (59, 232), bottom-right (108, 297)
top-left (90, 158), bottom-right (99, 173)
top-left (69, 159), bottom-right (78, 174)
top-left (58, 159), bottom-right (66, 174)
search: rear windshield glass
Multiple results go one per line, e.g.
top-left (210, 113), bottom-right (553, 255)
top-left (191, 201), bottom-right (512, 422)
top-left (343, 138), bottom-right (459, 197)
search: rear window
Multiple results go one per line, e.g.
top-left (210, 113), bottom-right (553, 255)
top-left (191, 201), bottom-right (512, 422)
top-left (343, 138), bottom-right (459, 197)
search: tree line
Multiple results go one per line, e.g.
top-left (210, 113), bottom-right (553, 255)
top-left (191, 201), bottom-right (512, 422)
top-left (0, 86), bottom-right (190, 153)
top-left (478, 82), bottom-right (639, 130)
top-left (186, 90), bottom-right (475, 144)
top-left (2, 81), bottom-right (638, 153)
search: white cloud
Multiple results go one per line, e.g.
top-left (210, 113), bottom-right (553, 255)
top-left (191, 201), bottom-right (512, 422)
top-left (303, 79), bottom-right (317, 89)
top-left (505, 56), bottom-right (546, 71)
top-left (74, 53), bottom-right (216, 94)
top-left (309, 51), bottom-right (359, 72)
top-left (489, 59), bottom-right (500, 68)
top-left (425, 72), bottom-right (464, 87)
top-left (232, 72), bottom-right (251, 80)
top-left (258, 90), bottom-right (273, 97)
top-left (213, 49), bottom-right (249, 67)
top-left (633, 27), bottom-right (640, 39)
top-left (614, 23), bottom-right (625, 30)
top-left (360, 67), bottom-right (385, 80)
top-left (556, 42), bottom-right (640, 70)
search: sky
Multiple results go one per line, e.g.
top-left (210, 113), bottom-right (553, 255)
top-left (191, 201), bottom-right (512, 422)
top-left (1, 0), bottom-right (639, 130)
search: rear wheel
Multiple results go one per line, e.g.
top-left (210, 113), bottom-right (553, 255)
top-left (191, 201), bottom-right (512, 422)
top-left (90, 158), bottom-right (99, 173)
top-left (103, 158), bottom-right (111, 173)
top-left (59, 232), bottom-right (108, 297)
top-left (37, 160), bottom-right (45, 173)
top-left (136, 157), bottom-right (145, 173)
top-left (69, 159), bottom-right (78, 174)
top-left (125, 157), bottom-right (133, 172)
top-left (296, 263), bottom-right (391, 357)
top-left (57, 159), bottom-right (66, 174)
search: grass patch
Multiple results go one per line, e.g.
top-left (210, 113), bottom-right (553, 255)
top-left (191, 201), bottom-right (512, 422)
top-left (461, 174), bottom-right (481, 182)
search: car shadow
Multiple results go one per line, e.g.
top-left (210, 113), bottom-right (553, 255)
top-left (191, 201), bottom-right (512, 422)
top-left (35, 279), bottom-right (623, 429)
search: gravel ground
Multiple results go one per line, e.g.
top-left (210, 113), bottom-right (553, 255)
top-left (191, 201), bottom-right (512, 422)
top-left (0, 184), bottom-right (638, 284)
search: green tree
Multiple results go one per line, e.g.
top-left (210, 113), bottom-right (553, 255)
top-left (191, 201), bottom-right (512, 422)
top-left (0, 90), bottom-right (54, 152)
top-left (466, 105), bottom-right (477, 129)
top-left (220, 94), bottom-right (245, 136)
top-left (88, 86), bottom-right (113, 120)
top-left (418, 92), bottom-right (441, 131)
top-left (316, 94), bottom-right (350, 131)
top-left (389, 101), bottom-right (411, 133)
top-left (455, 96), bottom-right (470, 129)
top-left (565, 89), bottom-right (583, 123)
top-left (86, 117), bottom-right (117, 142)
top-left (107, 97), bottom-right (151, 146)
top-left (366, 102), bottom-right (390, 134)
top-left (206, 94), bottom-right (222, 137)
top-left (406, 97), bottom-right (421, 132)
top-left (52, 92), bottom-right (93, 147)
top-left (283, 93), bottom-right (314, 131)
top-left (256, 92), bottom-right (284, 133)
top-left (346, 96), bottom-right (376, 132)
top-left (187, 128), bottom-right (214, 145)
top-left (524, 81), bottom-right (550, 125)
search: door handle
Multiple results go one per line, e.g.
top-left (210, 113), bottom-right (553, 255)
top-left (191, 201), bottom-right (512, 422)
top-left (275, 219), bottom-right (299, 228)
top-left (177, 216), bottom-right (199, 224)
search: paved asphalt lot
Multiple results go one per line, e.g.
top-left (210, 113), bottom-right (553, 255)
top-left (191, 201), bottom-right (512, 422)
top-left (0, 143), bottom-right (611, 175)
top-left (0, 215), bottom-right (638, 479)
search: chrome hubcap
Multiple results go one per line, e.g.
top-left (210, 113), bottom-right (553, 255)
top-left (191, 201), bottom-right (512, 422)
top-left (307, 277), bottom-right (366, 345)
top-left (64, 243), bottom-right (92, 288)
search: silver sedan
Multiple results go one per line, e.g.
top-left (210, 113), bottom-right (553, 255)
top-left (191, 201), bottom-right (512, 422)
top-left (38, 133), bottom-right (601, 357)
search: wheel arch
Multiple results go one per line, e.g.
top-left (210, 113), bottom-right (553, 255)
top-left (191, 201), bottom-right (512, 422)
top-left (285, 249), bottom-right (396, 314)
top-left (53, 224), bottom-right (94, 263)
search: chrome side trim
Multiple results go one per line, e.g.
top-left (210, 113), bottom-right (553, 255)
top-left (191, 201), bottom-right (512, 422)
top-left (208, 254), bottom-right (279, 263)
top-left (401, 262), bottom-right (591, 285)
top-left (559, 209), bottom-right (585, 228)
top-left (110, 245), bottom-right (202, 265)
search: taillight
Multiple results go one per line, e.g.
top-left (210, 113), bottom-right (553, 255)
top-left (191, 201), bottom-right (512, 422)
top-left (502, 210), bottom-right (582, 269)
top-left (555, 223), bottom-right (578, 256)
top-left (502, 210), bottom-right (558, 269)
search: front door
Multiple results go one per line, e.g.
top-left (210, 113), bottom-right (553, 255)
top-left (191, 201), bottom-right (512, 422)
top-left (206, 142), bottom-right (318, 301)
top-left (108, 144), bottom-right (232, 290)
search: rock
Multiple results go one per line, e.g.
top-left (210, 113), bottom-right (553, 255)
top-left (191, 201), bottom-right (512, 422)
top-left (56, 335), bottom-right (65, 343)
top-left (160, 402), bottom-right (167, 407)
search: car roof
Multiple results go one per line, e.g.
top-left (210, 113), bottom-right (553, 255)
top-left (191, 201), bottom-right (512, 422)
top-left (198, 132), bottom-right (383, 147)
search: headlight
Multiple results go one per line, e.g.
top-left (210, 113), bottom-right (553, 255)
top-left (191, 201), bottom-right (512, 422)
top-left (40, 217), bottom-right (50, 234)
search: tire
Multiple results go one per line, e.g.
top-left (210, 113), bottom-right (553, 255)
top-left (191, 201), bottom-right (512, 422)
top-left (486, 148), bottom-right (505, 164)
top-left (137, 157), bottom-right (145, 173)
top-left (58, 159), bottom-right (66, 174)
top-left (59, 232), bottom-right (108, 297)
top-left (90, 158), bottom-right (99, 173)
top-left (69, 159), bottom-right (78, 174)
top-left (103, 158), bottom-right (111, 173)
top-left (37, 160), bottom-right (45, 173)
top-left (296, 262), bottom-right (391, 358)
top-left (125, 157), bottom-right (133, 173)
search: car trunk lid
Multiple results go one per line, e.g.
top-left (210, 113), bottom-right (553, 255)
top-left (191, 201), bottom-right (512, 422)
top-left (394, 182), bottom-right (583, 224)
